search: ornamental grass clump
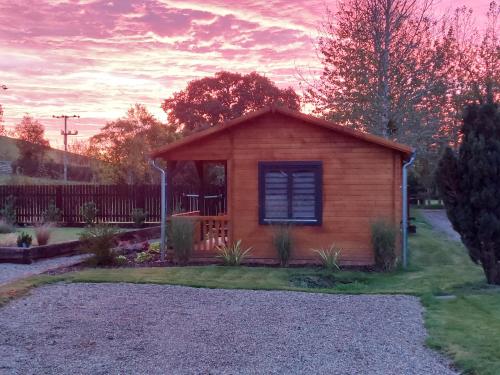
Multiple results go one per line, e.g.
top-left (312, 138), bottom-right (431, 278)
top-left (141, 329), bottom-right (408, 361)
top-left (34, 223), bottom-right (52, 246)
top-left (273, 225), bottom-right (293, 267)
top-left (216, 240), bottom-right (252, 266)
top-left (170, 217), bottom-right (195, 265)
top-left (314, 244), bottom-right (342, 272)
top-left (371, 219), bottom-right (397, 271)
top-left (79, 224), bottom-right (119, 266)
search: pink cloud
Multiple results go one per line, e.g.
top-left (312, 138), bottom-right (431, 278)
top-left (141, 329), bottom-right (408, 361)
top-left (0, 0), bottom-right (493, 147)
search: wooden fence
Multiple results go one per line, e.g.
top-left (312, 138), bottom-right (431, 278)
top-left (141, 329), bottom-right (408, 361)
top-left (0, 185), bottom-right (226, 224)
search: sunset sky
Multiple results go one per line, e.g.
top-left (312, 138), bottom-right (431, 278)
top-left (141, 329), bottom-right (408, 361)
top-left (0, 0), bottom-right (492, 149)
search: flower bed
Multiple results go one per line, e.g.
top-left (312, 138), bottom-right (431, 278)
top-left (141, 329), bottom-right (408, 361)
top-left (0, 226), bottom-right (161, 264)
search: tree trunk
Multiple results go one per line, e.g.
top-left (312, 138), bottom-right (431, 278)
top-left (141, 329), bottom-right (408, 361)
top-left (379, 0), bottom-right (392, 138)
top-left (482, 252), bottom-right (500, 285)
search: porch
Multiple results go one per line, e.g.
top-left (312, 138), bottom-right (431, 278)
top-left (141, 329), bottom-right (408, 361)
top-left (167, 159), bottom-right (231, 255)
top-left (171, 211), bottom-right (229, 254)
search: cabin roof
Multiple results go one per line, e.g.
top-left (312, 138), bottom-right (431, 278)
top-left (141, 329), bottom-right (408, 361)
top-left (151, 106), bottom-right (414, 159)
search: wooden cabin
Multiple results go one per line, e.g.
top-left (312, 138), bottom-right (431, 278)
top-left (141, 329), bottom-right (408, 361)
top-left (152, 107), bottom-right (414, 266)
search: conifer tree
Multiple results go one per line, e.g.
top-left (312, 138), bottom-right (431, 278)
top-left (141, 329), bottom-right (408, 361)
top-left (436, 103), bottom-right (500, 284)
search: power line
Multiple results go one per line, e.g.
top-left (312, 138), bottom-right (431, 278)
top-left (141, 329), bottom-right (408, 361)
top-left (52, 114), bottom-right (79, 181)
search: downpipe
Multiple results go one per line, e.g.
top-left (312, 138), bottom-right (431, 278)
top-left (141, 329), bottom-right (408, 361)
top-left (402, 152), bottom-right (416, 269)
top-left (149, 159), bottom-right (167, 262)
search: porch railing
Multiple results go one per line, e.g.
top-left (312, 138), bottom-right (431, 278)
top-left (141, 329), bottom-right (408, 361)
top-left (171, 214), bottom-right (230, 253)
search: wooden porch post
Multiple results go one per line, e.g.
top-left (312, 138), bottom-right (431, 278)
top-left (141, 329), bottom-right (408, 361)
top-left (195, 160), bottom-right (205, 215)
top-left (226, 159), bottom-right (233, 244)
top-left (166, 161), bottom-right (177, 216)
top-left (223, 160), bottom-right (227, 214)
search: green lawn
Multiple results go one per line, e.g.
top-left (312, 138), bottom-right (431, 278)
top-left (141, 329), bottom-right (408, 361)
top-left (0, 227), bottom-right (83, 246)
top-left (0, 212), bottom-right (498, 374)
top-left (61, 214), bottom-right (485, 295)
top-left (2, 227), bottom-right (129, 245)
top-left (15, 227), bottom-right (83, 245)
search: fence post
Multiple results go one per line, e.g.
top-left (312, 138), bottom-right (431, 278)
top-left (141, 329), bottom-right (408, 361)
top-left (136, 184), bottom-right (146, 209)
top-left (55, 185), bottom-right (64, 223)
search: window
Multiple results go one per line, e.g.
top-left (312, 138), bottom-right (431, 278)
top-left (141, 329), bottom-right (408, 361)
top-left (258, 161), bottom-right (322, 225)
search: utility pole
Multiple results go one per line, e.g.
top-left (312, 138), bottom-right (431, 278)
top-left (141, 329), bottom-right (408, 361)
top-left (53, 114), bottom-right (79, 181)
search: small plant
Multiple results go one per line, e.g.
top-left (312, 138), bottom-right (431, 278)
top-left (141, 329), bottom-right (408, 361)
top-left (314, 244), bottom-right (342, 272)
top-left (131, 208), bottom-right (148, 228)
top-left (170, 216), bottom-right (195, 265)
top-left (0, 233), bottom-right (18, 247)
top-left (149, 242), bottom-right (160, 254)
top-left (114, 255), bottom-right (128, 266)
top-left (135, 251), bottom-right (153, 263)
top-left (371, 219), bottom-right (397, 271)
top-left (80, 202), bottom-right (98, 225)
top-left (16, 232), bottom-right (33, 248)
top-left (273, 225), bottom-right (293, 267)
top-left (79, 224), bottom-right (119, 266)
top-left (34, 223), bottom-right (52, 246)
top-left (43, 201), bottom-right (62, 224)
top-left (0, 219), bottom-right (15, 234)
top-left (216, 240), bottom-right (252, 266)
top-left (0, 195), bottom-right (16, 225)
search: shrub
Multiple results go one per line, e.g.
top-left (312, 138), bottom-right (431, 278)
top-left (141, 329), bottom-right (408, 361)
top-left (273, 225), bottom-right (293, 267)
top-left (314, 244), bottom-right (342, 272)
top-left (34, 223), bottom-right (52, 246)
top-left (43, 201), bottom-right (61, 223)
top-left (0, 233), bottom-right (18, 247)
top-left (0, 195), bottom-right (16, 225)
top-left (114, 255), bottom-right (127, 266)
top-left (0, 219), bottom-right (15, 234)
top-left (79, 224), bottom-right (119, 266)
top-left (135, 251), bottom-right (153, 263)
top-left (149, 242), bottom-right (160, 254)
top-left (17, 232), bottom-right (33, 248)
top-left (131, 208), bottom-right (148, 228)
top-left (170, 217), bottom-right (195, 265)
top-left (216, 240), bottom-right (252, 266)
top-left (371, 219), bottom-right (397, 271)
top-left (80, 202), bottom-right (98, 225)
top-left (436, 103), bottom-right (500, 284)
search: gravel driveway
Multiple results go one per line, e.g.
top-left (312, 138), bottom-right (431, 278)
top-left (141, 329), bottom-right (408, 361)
top-left (420, 209), bottom-right (460, 241)
top-left (0, 283), bottom-right (456, 375)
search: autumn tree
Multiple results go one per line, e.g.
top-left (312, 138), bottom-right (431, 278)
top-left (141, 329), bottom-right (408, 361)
top-left (162, 71), bottom-right (300, 133)
top-left (14, 115), bottom-right (50, 175)
top-left (89, 104), bottom-right (178, 184)
top-left (439, 2), bottom-right (500, 146)
top-left (436, 103), bottom-right (500, 284)
top-left (15, 115), bottom-right (50, 147)
top-left (306, 0), bottom-right (452, 142)
top-left (67, 139), bottom-right (91, 156)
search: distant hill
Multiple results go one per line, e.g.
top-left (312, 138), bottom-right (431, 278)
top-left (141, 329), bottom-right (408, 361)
top-left (0, 135), bottom-right (94, 167)
top-left (0, 135), bottom-right (104, 184)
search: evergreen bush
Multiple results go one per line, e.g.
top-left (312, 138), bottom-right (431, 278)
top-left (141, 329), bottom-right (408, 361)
top-left (436, 103), bottom-right (500, 284)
